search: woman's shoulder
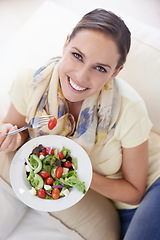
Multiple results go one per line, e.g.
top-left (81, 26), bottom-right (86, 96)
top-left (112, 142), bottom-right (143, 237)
top-left (115, 77), bottom-right (143, 103)
top-left (10, 67), bottom-right (39, 90)
top-left (115, 77), bottom-right (149, 116)
top-left (8, 67), bottom-right (39, 116)
top-left (115, 77), bottom-right (150, 119)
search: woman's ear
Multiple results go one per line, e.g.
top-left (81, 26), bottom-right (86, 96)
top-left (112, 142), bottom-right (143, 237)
top-left (112, 65), bottom-right (124, 78)
top-left (63, 34), bottom-right (70, 55)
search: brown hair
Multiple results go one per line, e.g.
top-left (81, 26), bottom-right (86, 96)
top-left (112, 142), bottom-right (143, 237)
top-left (69, 8), bottom-right (131, 69)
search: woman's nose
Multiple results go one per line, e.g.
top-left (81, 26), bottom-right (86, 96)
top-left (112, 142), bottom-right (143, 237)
top-left (76, 65), bottom-right (90, 82)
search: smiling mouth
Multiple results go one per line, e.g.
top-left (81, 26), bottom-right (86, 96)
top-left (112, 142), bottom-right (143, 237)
top-left (68, 77), bottom-right (87, 91)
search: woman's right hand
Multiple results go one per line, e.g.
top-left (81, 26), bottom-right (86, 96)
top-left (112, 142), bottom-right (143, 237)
top-left (0, 103), bottom-right (29, 153)
top-left (0, 123), bottom-right (23, 152)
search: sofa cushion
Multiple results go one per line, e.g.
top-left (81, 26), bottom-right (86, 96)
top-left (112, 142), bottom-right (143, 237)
top-left (118, 17), bottom-right (160, 134)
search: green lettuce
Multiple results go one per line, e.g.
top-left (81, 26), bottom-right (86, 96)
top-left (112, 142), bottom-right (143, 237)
top-left (65, 175), bottom-right (86, 194)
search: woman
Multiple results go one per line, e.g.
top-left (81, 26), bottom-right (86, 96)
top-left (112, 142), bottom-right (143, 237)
top-left (0, 8), bottom-right (160, 240)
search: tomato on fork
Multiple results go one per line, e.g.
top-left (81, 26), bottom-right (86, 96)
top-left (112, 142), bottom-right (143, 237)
top-left (48, 118), bottom-right (57, 130)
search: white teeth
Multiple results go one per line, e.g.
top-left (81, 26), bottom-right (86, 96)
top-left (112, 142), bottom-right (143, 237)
top-left (69, 77), bottom-right (86, 91)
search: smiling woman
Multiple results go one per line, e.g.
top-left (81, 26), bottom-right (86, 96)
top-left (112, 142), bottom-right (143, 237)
top-left (59, 33), bottom-right (119, 121)
top-left (0, 7), bottom-right (160, 240)
top-left (59, 30), bottom-right (121, 106)
top-left (58, 9), bottom-right (130, 119)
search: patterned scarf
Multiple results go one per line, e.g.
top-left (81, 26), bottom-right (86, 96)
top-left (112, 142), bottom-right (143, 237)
top-left (26, 57), bottom-right (121, 155)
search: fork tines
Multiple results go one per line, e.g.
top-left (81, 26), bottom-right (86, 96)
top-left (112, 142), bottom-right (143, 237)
top-left (38, 115), bottom-right (54, 124)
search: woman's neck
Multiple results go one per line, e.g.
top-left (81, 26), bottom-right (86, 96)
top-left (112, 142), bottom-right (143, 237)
top-left (67, 100), bottom-right (83, 122)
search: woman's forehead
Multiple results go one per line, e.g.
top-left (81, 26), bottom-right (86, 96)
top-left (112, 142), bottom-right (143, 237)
top-left (68, 29), bottom-right (118, 52)
top-left (68, 29), bottom-right (120, 67)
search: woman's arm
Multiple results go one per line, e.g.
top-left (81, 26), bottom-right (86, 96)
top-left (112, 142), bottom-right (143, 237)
top-left (0, 103), bottom-right (29, 152)
top-left (90, 141), bottom-right (148, 205)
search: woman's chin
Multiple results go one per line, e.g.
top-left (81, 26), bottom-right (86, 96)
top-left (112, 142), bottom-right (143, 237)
top-left (65, 95), bottom-right (83, 103)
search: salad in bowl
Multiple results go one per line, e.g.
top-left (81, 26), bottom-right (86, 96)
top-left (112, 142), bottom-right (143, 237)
top-left (25, 144), bottom-right (86, 200)
top-left (10, 135), bottom-right (92, 212)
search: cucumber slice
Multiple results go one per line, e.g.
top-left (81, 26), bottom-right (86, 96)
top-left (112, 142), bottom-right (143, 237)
top-left (29, 154), bottom-right (42, 174)
top-left (30, 173), bottom-right (44, 190)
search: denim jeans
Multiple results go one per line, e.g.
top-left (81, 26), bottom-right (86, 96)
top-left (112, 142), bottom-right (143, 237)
top-left (118, 177), bottom-right (160, 240)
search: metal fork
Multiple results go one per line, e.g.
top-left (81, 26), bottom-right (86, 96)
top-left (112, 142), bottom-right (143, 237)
top-left (7, 115), bottom-right (55, 136)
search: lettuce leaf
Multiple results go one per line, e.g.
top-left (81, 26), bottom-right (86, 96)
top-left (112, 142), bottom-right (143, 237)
top-left (65, 175), bottom-right (86, 194)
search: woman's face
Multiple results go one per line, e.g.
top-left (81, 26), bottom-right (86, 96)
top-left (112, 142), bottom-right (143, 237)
top-left (59, 29), bottom-right (122, 103)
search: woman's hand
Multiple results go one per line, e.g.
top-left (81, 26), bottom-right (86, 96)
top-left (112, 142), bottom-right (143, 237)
top-left (0, 103), bottom-right (29, 152)
top-left (0, 123), bottom-right (24, 152)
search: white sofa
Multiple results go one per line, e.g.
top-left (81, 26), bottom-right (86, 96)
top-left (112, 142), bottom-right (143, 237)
top-left (0, 1), bottom-right (160, 240)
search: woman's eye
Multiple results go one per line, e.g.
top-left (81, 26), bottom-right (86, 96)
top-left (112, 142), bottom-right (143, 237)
top-left (72, 52), bottom-right (82, 60)
top-left (96, 66), bottom-right (107, 73)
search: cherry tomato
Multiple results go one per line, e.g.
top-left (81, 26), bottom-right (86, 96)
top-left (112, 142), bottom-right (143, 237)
top-left (58, 152), bottom-right (64, 160)
top-left (63, 161), bottom-right (72, 168)
top-left (45, 177), bottom-right (54, 185)
top-left (38, 189), bottom-right (46, 199)
top-left (48, 118), bottom-right (57, 130)
top-left (38, 152), bottom-right (46, 157)
top-left (45, 147), bottom-right (54, 155)
top-left (52, 188), bottom-right (60, 199)
top-left (38, 170), bottom-right (50, 179)
top-left (55, 166), bottom-right (63, 179)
